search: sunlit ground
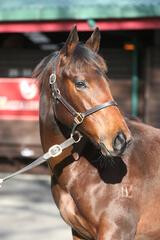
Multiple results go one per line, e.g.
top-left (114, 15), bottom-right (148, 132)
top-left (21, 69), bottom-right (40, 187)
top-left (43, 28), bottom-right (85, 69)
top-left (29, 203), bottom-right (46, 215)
top-left (0, 173), bottom-right (71, 240)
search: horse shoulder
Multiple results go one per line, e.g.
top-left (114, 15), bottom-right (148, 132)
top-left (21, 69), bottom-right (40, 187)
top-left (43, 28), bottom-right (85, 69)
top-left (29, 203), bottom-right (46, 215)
top-left (125, 120), bottom-right (160, 237)
top-left (51, 174), bottom-right (96, 239)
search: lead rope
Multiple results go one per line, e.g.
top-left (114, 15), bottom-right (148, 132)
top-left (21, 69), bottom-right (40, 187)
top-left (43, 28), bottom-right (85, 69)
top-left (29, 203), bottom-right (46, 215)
top-left (0, 131), bottom-right (82, 188)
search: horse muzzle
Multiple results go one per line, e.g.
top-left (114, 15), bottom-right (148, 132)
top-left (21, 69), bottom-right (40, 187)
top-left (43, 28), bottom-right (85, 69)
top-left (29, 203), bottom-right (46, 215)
top-left (100, 132), bottom-right (132, 157)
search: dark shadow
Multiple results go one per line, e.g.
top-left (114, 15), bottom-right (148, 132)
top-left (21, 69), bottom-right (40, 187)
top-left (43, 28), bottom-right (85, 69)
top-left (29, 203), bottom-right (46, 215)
top-left (82, 141), bottom-right (127, 184)
top-left (51, 138), bottom-right (127, 185)
top-left (53, 120), bottom-right (127, 184)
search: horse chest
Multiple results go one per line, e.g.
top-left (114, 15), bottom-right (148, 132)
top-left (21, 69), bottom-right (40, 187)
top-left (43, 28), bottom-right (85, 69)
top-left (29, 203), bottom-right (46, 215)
top-left (56, 161), bottom-right (138, 221)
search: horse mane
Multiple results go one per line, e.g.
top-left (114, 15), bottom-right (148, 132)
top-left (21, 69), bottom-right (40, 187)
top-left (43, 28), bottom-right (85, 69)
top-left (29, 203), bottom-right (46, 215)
top-left (32, 44), bottom-right (107, 92)
top-left (32, 52), bottom-right (59, 90)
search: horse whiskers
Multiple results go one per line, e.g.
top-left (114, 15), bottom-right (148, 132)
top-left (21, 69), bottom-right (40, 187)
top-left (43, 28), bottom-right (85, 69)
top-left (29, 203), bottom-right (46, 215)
top-left (100, 155), bottom-right (110, 169)
top-left (91, 153), bottom-right (116, 169)
top-left (108, 157), bottom-right (116, 167)
top-left (91, 152), bottom-right (104, 163)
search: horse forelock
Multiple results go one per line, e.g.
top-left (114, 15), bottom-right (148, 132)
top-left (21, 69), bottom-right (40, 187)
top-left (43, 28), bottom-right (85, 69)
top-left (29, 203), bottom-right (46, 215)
top-left (63, 43), bottom-right (107, 75)
top-left (32, 52), bottom-right (59, 92)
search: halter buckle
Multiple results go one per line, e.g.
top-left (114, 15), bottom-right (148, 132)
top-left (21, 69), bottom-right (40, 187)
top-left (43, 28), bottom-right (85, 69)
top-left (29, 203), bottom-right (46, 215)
top-left (74, 113), bottom-right (84, 125)
top-left (48, 144), bottom-right (62, 157)
top-left (49, 73), bottom-right (56, 84)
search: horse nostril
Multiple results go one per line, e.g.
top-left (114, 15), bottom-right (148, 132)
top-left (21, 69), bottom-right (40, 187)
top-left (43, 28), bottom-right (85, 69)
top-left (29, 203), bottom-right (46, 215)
top-left (113, 132), bottom-right (126, 152)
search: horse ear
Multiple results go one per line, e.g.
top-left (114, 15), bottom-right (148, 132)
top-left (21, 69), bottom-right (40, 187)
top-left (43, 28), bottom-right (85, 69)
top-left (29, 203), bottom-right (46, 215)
top-left (85, 27), bottom-right (101, 53)
top-left (60, 25), bottom-right (79, 57)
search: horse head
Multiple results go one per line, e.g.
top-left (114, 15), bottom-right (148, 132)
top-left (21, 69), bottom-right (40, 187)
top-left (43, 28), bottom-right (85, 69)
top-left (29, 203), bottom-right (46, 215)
top-left (35, 26), bottom-right (132, 158)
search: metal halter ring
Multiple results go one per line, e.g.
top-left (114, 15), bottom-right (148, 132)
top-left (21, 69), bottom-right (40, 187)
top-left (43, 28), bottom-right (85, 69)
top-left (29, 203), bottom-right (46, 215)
top-left (74, 113), bottom-right (84, 125)
top-left (71, 131), bottom-right (83, 143)
top-left (49, 73), bottom-right (56, 84)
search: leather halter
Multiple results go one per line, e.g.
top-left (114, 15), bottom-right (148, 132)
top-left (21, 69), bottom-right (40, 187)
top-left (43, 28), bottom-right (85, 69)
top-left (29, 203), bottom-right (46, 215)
top-left (49, 54), bottom-right (118, 134)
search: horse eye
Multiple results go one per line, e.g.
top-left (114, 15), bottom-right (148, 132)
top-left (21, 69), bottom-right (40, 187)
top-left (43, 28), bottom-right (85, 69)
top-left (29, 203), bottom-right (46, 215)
top-left (75, 80), bottom-right (87, 89)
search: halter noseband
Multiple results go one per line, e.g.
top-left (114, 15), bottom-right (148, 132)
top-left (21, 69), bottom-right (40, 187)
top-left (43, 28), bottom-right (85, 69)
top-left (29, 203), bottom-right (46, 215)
top-left (49, 55), bottom-right (118, 134)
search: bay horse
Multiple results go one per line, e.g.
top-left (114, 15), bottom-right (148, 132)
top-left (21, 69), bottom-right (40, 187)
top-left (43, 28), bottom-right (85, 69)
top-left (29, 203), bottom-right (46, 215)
top-left (33, 27), bottom-right (160, 240)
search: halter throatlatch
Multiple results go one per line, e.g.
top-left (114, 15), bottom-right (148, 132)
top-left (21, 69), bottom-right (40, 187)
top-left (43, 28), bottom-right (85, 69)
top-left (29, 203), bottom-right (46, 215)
top-left (49, 70), bottom-right (118, 134)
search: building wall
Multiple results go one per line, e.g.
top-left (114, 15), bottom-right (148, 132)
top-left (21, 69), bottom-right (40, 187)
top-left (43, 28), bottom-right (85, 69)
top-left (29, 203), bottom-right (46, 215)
top-left (144, 47), bottom-right (160, 128)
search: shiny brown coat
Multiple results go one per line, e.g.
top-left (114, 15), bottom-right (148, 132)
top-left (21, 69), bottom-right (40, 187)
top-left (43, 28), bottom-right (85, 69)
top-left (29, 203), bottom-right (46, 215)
top-left (34, 28), bottom-right (160, 240)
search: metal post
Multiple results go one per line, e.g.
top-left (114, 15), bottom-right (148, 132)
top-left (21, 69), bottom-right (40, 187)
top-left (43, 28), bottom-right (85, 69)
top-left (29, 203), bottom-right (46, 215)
top-left (131, 39), bottom-right (139, 116)
top-left (87, 19), bottom-right (96, 29)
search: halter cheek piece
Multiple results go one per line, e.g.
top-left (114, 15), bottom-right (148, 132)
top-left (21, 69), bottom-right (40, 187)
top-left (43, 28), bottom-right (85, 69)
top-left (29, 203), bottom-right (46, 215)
top-left (49, 70), bottom-right (118, 134)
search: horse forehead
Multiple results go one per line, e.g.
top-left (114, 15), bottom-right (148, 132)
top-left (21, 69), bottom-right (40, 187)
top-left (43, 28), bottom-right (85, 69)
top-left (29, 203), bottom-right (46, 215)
top-left (67, 65), bottom-right (104, 79)
top-left (84, 69), bottom-right (105, 82)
